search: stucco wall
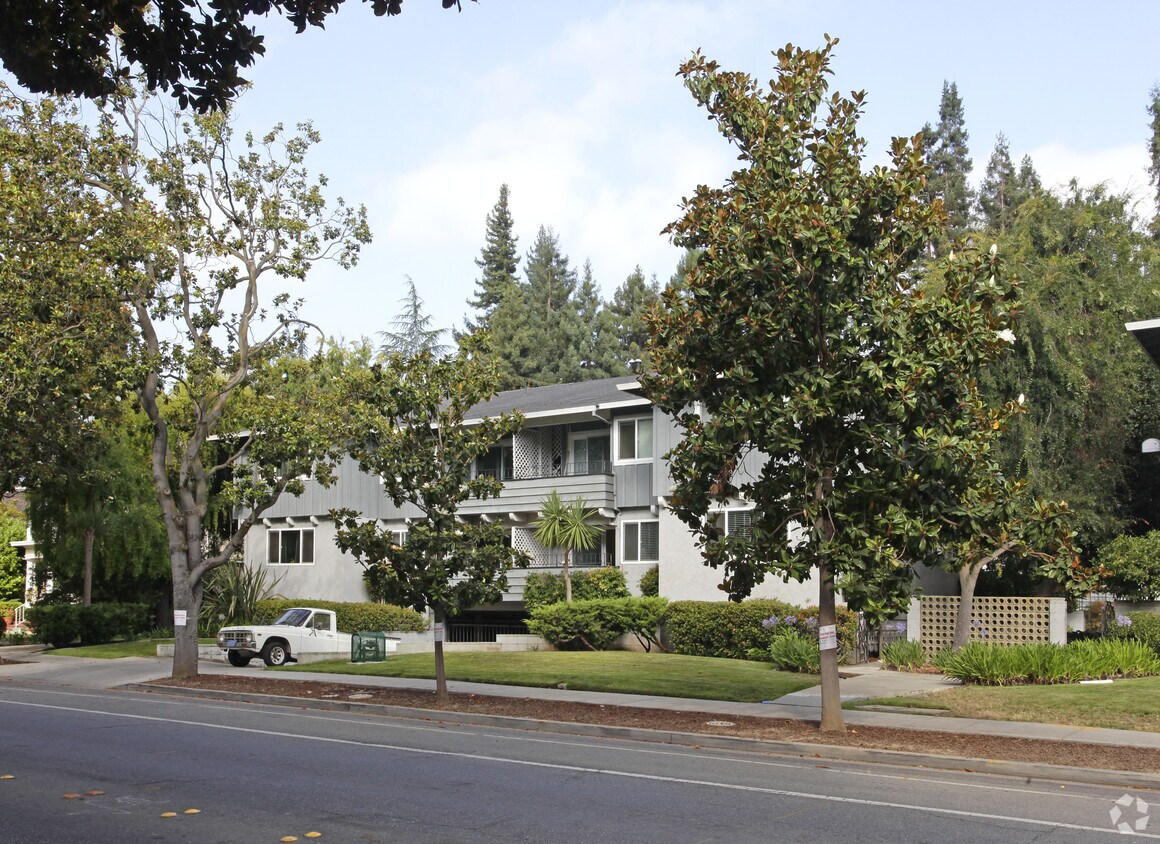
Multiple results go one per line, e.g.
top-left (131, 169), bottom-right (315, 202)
top-left (244, 518), bottom-right (371, 603)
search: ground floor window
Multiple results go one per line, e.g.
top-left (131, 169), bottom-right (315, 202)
top-left (622, 520), bottom-right (659, 562)
top-left (267, 528), bottom-right (315, 565)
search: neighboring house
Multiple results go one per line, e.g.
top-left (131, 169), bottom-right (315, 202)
top-left (244, 375), bottom-right (953, 626)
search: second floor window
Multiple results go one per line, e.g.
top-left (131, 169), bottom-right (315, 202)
top-left (267, 528), bottom-right (315, 565)
top-left (616, 416), bottom-right (653, 463)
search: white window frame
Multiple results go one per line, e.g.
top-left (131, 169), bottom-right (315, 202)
top-left (622, 519), bottom-right (659, 562)
top-left (614, 415), bottom-right (654, 465)
top-left (713, 508), bottom-right (754, 539)
top-left (266, 527), bottom-right (316, 565)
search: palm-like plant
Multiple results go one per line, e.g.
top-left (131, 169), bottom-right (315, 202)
top-left (532, 491), bottom-right (601, 602)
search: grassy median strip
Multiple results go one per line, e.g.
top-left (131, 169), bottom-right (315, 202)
top-left (849, 675), bottom-right (1160, 732)
top-left (283, 650), bottom-right (818, 703)
top-left (38, 639), bottom-right (215, 659)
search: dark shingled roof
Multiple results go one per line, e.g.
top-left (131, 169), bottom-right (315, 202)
top-left (465, 375), bottom-right (648, 420)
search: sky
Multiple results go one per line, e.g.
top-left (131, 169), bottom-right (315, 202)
top-left (216, 0), bottom-right (1160, 345)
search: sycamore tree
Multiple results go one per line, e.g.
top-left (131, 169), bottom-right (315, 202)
top-left (7, 86), bottom-right (370, 677)
top-left (332, 341), bottom-right (526, 702)
top-left (642, 40), bottom-right (1024, 732)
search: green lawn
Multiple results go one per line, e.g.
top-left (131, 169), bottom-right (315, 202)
top-left (41, 639), bottom-right (214, 659)
top-left (850, 675), bottom-right (1160, 732)
top-left (284, 650), bottom-right (818, 703)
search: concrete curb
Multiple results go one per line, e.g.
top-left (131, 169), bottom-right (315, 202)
top-left (124, 682), bottom-right (1160, 790)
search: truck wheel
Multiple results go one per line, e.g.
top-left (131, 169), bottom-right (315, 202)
top-left (262, 641), bottom-right (290, 667)
top-left (227, 651), bottom-right (252, 668)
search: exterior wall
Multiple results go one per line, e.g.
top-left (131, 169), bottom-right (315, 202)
top-left (245, 517), bottom-right (370, 603)
top-left (261, 454), bottom-right (421, 521)
top-left (656, 508), bottom-right (824, 607)
top-left (458, 472), bottom-right (614, 516)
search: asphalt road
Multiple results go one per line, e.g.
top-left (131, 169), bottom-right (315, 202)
top-left (0, 678), bottom-right (1156, 843)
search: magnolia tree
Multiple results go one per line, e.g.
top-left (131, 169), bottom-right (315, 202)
top-left (4, 86), bottom-right (370, 676)
top-left (333, 342), bottom-right (526, 702)
top-left (643, 40), bottom-right (1031, 732)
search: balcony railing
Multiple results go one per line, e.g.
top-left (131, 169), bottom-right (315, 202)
top-left (446, 621), bottom-right (529, 643)
top-left (475, 460), bottom-right (612, 482)
top-left (526, 550), bottom-right (613, 569)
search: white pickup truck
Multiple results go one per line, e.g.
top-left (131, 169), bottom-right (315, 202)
top-left (216, 607), bottom-right (352, 667)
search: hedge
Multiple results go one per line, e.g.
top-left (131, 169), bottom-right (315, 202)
top-left (523, 568), bottom-right (630, 611)
top-left (637, 565), bottom-right (659, 597)
top-left (527, 597), bottom-right (668, 651)
top-left (252, 599), bottom-right (427, 634)
top-left (25, 602), bottom-right (153, 648)
top-left (661, 599), bottom-right (859, 662)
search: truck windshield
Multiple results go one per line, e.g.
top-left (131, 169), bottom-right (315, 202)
top-left (273, 609), bottom-right (311, 627)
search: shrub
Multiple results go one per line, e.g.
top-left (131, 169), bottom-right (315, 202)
top-left (25, 602), bottom-right (152, 648)
top-left (880, 639), bottom-right (925, 671)
top-left (934, 640), bottom-right (1160, 685)
top-left (662, 600), bottom-right (859, 663)
top-left (523, 568), bottom-right (630, 611)
top-left (765, 630), bottom-right (820, 673)
top-left (0, 599), bottom-right (22, 613)
top-left (527, 597), bottom-right (669, 651)
top-left (1097, 531), bottom-right (1160, 601)
top-left (202, 561), bottom-right (284, 630)
top-left (638, 564), bottom-right (659, 598)
top-left (1111, 611), bottom-right (1160, 656)
top-left (252, 599), bottom-right (427, 634)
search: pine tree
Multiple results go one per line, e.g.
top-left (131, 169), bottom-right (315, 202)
top-left (1148, 86), bottom-right (1160, 236)
top-left (608, 265), bottom-right (659, 371)
top-left (462, 184), bottom-right (519, 335)
top-left (923, 81), bottom-right (974, 249)
top-left (668, 248), bottom-right (700, 294)
top-left (978, 133), bottom-right (1018, 233)
top-left (378, 276), bottom-right (448, 358)
top-left (1017, 155), bottom-right (1042, 198)
top-left (573, 260), bottom-right (620, 378)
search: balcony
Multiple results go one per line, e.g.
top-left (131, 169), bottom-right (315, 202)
top-left (460, 462), bottom-right (615, 517)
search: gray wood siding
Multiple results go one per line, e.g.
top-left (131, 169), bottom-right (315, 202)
top-left (614, 463), bottom-right (653, 508)
top-left (260, 454), bottom-right (419, 520)
top-left (458, 472), bottom-right (615, 516)
top-left (652, 407), bottom-right (682, 497)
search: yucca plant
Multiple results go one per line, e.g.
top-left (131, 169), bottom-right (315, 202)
top-left (200, 559), bottom-right (285, 633)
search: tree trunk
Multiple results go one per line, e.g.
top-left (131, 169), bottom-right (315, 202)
top-left (817, 559), bottom-right (845, 733)
top-left (82, 527), bottom-right (95, 606)
top-left (954, 564), bottom-right (982, 650)
top-left (564, 549), bottom-right (572, 603)
top-left (170, 571), bottom-right (202, 679)
top-left (433, 605), bottom-right (448, 703)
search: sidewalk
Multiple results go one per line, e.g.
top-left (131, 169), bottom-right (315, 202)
top-left (2, 647), bottom-right (1157, 751)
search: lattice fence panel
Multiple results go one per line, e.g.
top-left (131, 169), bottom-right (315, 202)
top-left (511, 527), bottom-right (549, 567)
top-left (512, 430), bottom-right (540, 480)
top-left (919, 596), bottom-right (1054, 658)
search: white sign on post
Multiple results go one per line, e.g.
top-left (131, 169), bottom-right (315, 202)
top-left (173, 610), bottom-right (187, 628)
top-left (433, 622), bottom-right (444, 643)
top-left (818, 624), bottom-right (838, 651)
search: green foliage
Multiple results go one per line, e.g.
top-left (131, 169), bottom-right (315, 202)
top-left (638, 564), bottom-right (660, 598)
top-left (200, 561), bottom-right (285, 632)
top-left (934, 640), bottom-right (1160, 685)
top-left (921, 80), bottom-right (974, 247)
top-left (661, 600), bottom-right (858, 662)
top-left (25, 602), bottom-right (152, 648)
top-left (765, 630), bottom-right (820, 673)
top-left (880, 639), bottom-right (926, 671)
top-left (0, 501), bottom-right (25, 600)
top-left (607, 266), bottom-right (660, 373)
top-left (979, 185), bottom-right (1160, 552)
top-left (1112, 611), bottom-right (1160, 656)
top-left (532, 492), bottom-right (602, 601)
top-left (1097, 532), bottom-right (1160, 601)
top-left (524, 568), bottom-right (630, 611)
top-left (642, 40), bottom-right (1020, 618)
top-left (527, 597), bottom-right (668, 651)
top-left (0, 0), bottom-right (460, 111)
top-left (462, 184), bottom-right (520, 337)
top-left (333, 341), bottom-right (527, 626)
top-left (378, 275), bottom-right (447, 358)
top-left (252, 599), bottom-right (427, 634)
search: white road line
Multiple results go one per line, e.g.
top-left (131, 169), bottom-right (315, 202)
top-left (0, 695), bottom-right (1151, 839)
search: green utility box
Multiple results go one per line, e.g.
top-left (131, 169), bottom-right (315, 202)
top-left (351, 630), bottom-right (387, 663)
